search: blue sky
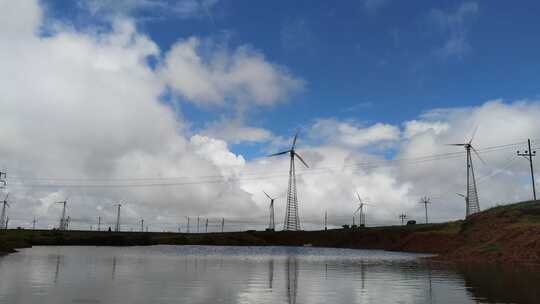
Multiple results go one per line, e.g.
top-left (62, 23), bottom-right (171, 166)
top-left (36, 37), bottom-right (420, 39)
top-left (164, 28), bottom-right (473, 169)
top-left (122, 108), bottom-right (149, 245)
top-left (41, 0), bottom-right (540, 158)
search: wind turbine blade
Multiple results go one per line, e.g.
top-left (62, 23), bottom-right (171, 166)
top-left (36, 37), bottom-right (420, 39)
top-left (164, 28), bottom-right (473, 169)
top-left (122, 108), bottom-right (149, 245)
top-left (294, 152), bottom-right (309, 168)
top-left (356, 192), bottom-right (362, 203)
top-left (446, 143), bottom-right (466, 146)
top-left (456, 193), bottom-right (466, 198)
top-left (353, 206), bottom-right (361, 215)
top-left (471, 146), bottom-right (487, 165)
top-left (292, 130), bottom-right (299, 149)
top-left (263, 191), bottom-right (272, 200)
top-left (468, 126), bottom-right (479, 144)
top-left (268, 150), bottom-right (290, 157)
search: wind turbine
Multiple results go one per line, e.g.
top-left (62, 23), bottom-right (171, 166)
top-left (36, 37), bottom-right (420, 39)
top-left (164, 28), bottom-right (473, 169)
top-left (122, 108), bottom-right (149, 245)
top-left (114, 203), bottom-right (122, 232)
top-left (269, 131), bottom-right (309, 231)
top-left (353, 192), bottom-right (369, 227)
top-left (448, 127), bottom-right (485, 218)
top-left (263, 191), bottom-right (278, 231)
top-left (0, 193), bottom-right (10, 230)
top-left (56, 200), bottom-right (68, 231)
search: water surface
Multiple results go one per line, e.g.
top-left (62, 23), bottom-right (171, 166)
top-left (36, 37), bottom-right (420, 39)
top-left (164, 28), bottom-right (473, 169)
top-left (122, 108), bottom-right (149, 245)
top-left (0, 246), bottom-right (537, 304)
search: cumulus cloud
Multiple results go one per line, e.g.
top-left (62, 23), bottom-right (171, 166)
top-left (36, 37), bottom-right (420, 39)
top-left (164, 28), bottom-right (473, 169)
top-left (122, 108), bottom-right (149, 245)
top-left (160, 37), bottom-right (304, 107)
top-left (0, 0), bottom-right (284, 231)
top-left (311, 118), bottom-right (400, 148)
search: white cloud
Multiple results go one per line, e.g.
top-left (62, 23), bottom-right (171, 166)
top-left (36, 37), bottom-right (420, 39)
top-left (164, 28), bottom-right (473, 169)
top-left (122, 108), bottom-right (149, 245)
top-left (403, 120), bottom-right (449, 138)
top-left (160, 37), bottom-right (304, 107)
top-left (202, 120), bottom-right (274, 144)
top-left (81, 0), bottom-right (219, 20)
top-left (429, 2), bottom-right (479, 58)
top-left (311, 118), bottom-right (400, 148)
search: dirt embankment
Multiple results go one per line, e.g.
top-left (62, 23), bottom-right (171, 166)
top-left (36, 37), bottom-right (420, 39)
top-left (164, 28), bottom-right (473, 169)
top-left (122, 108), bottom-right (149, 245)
top-left (2, 201), bottom-right (540, 264)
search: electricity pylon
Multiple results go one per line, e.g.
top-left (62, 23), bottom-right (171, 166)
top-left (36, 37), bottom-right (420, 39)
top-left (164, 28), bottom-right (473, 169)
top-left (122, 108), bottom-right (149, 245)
top-left (448, 127), bottom-right (484, 217)
top-left (269, 131), bottom-right (309, 231)
top-left (56, 200), bottom-right (68, 231)
top-left (186, 216), bottom-right (190, 233)
top-left (399, 213), bottom-right (407, 225)
top-left (419, 196), bottom-right (431, 224)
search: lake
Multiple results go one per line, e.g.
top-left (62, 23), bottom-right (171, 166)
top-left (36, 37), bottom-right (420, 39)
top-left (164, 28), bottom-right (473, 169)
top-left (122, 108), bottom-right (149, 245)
top-left (0, 246), bottom-right (538, 304)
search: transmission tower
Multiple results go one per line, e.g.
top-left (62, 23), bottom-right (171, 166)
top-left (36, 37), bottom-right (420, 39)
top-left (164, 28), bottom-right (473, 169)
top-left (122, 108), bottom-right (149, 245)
top-left (32, 217), bottom-right (37, 230)
top-left (197, 216), bottom-right (200, 233)
top-left (399, 213), bottom-right (407, 225)
top-left (269, 131), bottom-right (309, 231)
top-left (186, 216), bottom-right (190, 233)
top-left (205, 218), bottom-right (208, 233)
top-left (56, 200), bottom-right (67, 231)
top-left (114, 203), bottom-right (122, 232)
top-left (517, 138), bottom-right (537, 200)
top-left (97, 216), bottom-right (101, 231)
top-left (221, 218), bottom-right (224, 233)
top-left (419, 196), bottom-right (431, 224)
top-left (140, 219), bottom-right (144, 232)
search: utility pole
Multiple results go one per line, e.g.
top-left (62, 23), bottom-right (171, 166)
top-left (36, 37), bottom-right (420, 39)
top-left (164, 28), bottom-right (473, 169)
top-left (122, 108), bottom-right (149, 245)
top-left (517, 139), bottom-right (537, 200)
top-left (140, 219), bottom-right (144, 232)
top-left (186, 216), bottom-right (190, 233)
top-left (324, 211), bottom-right (327, 231)
top-left (97, 216), bottom-right (101, 231)
top-left (205, 218), bottom-right (208, 233)
top-left (399, 213), bottom-right (407, 226)
top-left (114, 203), bottom-right (122, 232)
top-left (197, 216), bottom-right (200, 233)
top-left (419, 197), bottom-right (431, 224)
top-left (221, 218), bottom-right (224, 233)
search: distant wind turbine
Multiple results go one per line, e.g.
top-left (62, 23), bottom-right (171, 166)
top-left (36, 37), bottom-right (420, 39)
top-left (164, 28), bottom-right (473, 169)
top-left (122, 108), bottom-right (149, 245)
top-left (353, 192), bottom-right (369, 227)
top-left (1, 193), bottom-right (10, 230)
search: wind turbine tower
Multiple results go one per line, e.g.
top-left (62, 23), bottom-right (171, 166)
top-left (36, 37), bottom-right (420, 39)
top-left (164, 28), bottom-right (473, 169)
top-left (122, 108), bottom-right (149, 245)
top-left (114, 203), bottom-right (122, 232)
top-left (353, 192), bottom-right (369, 227)
top-left (0, 193), bottom-right (9, 230)
top-left (56, 200), bottom-right (67, 231)
top-left (448, 128), bottom-right (484, 217)
top-left (269, 131), bottom-right (309, 231)
top-left (263, 191), bottom-right (277, 231)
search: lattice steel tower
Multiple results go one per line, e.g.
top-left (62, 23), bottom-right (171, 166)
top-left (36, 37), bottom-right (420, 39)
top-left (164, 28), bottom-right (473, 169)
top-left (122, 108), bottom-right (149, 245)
top-left (269, 131), bottom-right (309, 231)
top-left (449, 128), bottom-right (484, 218)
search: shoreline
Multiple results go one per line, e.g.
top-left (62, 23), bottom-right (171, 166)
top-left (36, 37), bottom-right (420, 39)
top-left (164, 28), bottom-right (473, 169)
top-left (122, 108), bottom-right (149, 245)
top-left (2, 200), bottom-right (540, 264)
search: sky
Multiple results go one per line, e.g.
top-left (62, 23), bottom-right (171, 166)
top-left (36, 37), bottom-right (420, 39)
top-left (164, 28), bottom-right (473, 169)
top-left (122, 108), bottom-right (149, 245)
top-left (1, 0), bottom-right (540, 231)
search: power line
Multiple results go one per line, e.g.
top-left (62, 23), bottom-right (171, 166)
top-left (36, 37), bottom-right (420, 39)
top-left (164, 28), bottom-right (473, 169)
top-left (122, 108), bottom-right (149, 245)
top-left (4, 141), bottom-right (529, 189)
